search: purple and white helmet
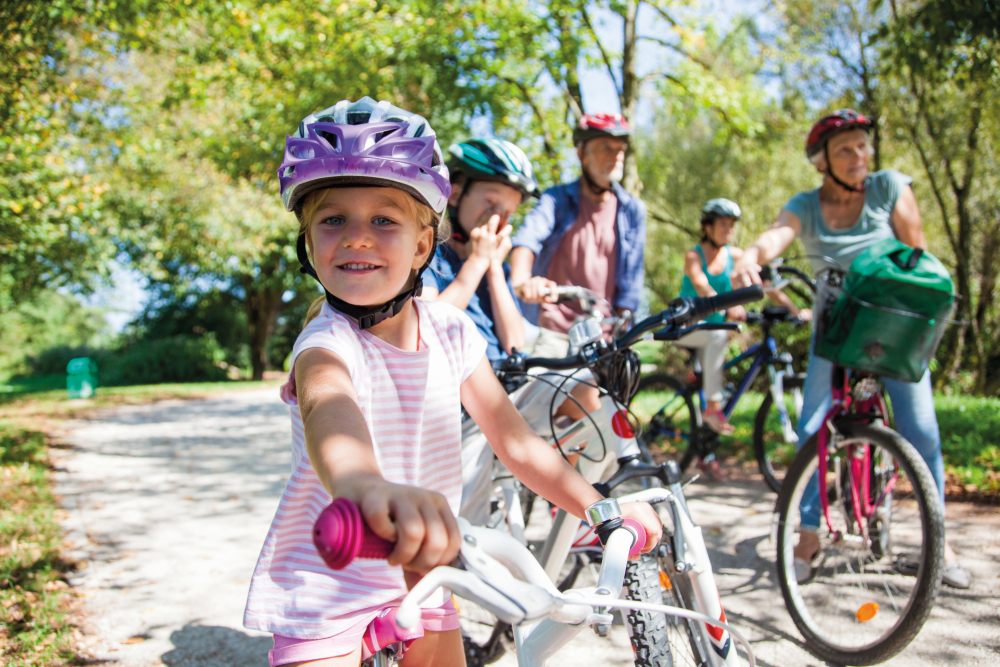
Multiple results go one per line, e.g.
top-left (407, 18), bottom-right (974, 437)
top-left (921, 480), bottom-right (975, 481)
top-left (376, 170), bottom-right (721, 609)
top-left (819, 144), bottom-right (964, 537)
top-left (278, 97), bottom-right (450, 217)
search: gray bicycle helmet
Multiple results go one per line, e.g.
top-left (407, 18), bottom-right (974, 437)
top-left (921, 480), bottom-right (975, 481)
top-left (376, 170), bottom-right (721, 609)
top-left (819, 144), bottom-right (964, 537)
top-left (701, 198), bottom-right (742, 223)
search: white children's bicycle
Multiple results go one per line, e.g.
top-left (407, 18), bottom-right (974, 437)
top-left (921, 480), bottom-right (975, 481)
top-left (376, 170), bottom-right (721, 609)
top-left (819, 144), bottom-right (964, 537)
top-left (313, 494), bottom-right (757, 667)
top-left (458, 286), bottom-right (765, 666)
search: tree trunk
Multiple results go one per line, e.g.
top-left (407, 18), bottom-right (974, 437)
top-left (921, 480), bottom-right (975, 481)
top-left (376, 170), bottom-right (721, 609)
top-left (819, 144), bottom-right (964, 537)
top-left (243, 278), bottom-right (283, 381)
top-left (620, 0), bottom-right (641, 195)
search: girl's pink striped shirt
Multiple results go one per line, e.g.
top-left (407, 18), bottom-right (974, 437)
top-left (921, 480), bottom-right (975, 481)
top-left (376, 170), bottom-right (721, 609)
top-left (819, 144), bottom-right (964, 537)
top-left (244, 300), bottom-right (485, 638)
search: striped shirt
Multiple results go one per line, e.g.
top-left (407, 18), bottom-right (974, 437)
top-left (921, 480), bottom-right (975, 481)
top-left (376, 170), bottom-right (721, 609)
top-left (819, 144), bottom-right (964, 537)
top-left (243, 300), bottom-right (486, 639)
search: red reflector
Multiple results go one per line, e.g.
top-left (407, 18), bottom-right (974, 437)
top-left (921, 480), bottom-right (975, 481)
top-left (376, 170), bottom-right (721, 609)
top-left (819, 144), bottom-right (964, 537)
top-left (612, 410), bottom-right (635, 438)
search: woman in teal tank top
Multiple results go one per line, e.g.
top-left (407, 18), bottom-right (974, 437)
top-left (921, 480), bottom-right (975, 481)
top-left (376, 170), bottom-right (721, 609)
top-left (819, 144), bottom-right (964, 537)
top-left (730, 109), bottom-right (969, 589)
top-left (676, 198), bottom-right (747, 441)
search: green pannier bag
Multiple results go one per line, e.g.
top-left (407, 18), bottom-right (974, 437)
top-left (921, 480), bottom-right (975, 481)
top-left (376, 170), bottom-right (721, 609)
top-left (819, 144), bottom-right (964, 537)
top-left (815, 238), bottom-right (955, 382)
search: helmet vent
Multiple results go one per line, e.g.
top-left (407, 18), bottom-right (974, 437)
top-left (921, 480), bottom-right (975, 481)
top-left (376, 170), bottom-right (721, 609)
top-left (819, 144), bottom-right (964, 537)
top-left (347, 111), bottom-right (371, 125)
top-left (316, 132), bottom-right (340, 152)
top-left (289, 142), bottom-right (315, 160)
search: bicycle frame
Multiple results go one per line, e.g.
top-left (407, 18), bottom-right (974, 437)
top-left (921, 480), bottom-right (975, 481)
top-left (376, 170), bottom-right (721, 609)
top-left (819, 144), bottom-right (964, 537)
top-left (816, 367), bottom-right (895, 536)
top-left (400, 492), bottom-right (750, 667)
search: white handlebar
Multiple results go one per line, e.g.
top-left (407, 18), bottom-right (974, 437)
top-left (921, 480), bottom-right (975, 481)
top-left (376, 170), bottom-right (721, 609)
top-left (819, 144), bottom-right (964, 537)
top-left (397, 492), bottom-right (755, 666)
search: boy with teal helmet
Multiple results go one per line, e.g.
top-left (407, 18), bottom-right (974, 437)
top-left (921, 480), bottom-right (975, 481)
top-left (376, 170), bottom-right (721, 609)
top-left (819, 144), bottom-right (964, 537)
top-left (421, 138), bottom-right (539, 362)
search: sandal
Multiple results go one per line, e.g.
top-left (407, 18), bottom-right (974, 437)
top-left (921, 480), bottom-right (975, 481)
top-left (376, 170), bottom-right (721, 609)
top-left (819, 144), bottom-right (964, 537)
top-left (696, 456), bottom-right (727, 482)
top-left (942, 562), bottom-right (972, 589)
top-left (702, 409), bottom-right (734, 435)
top-left (793, 530), bottom-right (822, 584)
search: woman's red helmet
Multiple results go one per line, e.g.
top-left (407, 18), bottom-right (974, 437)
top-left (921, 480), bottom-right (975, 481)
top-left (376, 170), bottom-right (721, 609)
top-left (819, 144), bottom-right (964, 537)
top-left (805, 109), bottom-right (873, 158)
top-left (573, 113), bottom-right (631, 146)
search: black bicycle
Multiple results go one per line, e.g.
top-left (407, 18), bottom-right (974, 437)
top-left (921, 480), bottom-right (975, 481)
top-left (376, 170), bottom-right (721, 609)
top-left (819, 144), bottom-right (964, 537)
top-left (630, 263), bottom-right (814, 492)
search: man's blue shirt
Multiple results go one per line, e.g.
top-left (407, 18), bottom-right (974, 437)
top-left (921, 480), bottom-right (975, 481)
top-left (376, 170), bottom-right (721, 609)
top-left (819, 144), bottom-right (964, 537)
top-left (512, 178), bottom-right (646, 324)
top-left (425, 244), bottom-right (520, 363)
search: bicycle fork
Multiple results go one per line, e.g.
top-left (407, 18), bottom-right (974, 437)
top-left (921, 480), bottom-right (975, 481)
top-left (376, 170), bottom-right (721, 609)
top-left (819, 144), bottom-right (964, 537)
top-left (665, 485), bottom-right (737, 665)
top-left (766, 364), bottom-right (801, 444)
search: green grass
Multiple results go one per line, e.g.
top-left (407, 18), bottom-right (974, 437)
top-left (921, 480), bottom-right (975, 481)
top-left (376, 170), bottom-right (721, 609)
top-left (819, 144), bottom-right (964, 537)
top-left (934, 395), bottom-right (1000, 497)
top-left (0, 422), bottom-right (76, 665)
top-left (632, 386), bottom-right (1000, 500)
top-left (0, 378), bottom-right (280, 420)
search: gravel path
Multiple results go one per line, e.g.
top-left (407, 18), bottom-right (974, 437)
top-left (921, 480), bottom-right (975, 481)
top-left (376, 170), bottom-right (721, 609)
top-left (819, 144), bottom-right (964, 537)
top-left (56, 388), bottom-right (1000, 666)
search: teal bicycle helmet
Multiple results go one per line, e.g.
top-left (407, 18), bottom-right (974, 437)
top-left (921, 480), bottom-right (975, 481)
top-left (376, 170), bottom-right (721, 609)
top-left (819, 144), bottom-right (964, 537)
top-left (447, 139), bottom-right (539, 200)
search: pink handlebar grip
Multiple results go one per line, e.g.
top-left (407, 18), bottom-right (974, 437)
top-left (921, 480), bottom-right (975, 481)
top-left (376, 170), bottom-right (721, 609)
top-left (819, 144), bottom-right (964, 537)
top-left (313, 497), bottom-right (394, 570)
top-left (621, 518), bottom-right (648, 559)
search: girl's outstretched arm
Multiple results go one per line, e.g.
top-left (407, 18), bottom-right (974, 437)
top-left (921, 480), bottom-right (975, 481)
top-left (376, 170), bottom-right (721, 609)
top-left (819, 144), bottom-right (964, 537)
top-left (460, 357), bottom-right (662, 547)
top-left (296, 348), bottom-right (461, 572)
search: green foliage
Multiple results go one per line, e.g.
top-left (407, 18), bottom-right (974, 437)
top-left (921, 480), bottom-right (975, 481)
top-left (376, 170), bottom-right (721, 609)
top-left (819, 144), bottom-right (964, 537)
top-left (100, 334), bottom-right (230, 385)
top-left (124, 285), bottom-right (251, 371)
top-left (23, 334), bottom-right (231, 387)
top-left (0, 2), bottom-right (164, 315)
top-left (0, 290), bottom-right (110, 379)
top-left (934, 395), bottom-right (1000, 495)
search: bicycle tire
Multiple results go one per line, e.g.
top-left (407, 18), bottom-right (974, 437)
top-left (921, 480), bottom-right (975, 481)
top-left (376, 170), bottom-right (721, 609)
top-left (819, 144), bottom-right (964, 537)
top-left (624, 551), bottom-right (710, 667)
top-left (775, 423), bottom-right (944, 665)
top-left (458, 598), bottom-right (510, 666)
top-left (630, 373), bottom-right (699, 471)
top-left (752, 372), bottom-right (805, 493)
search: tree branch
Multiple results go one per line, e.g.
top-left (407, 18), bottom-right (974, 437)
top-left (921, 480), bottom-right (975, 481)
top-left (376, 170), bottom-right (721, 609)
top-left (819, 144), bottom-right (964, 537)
top-left (578, 3), bottom-right (621, 96)
top-left (502, 75), bottom-right (557, 161)
top-left (659, 73), bottom-right (744, 136)
top-left (639, 34), bottom-right (713, 71)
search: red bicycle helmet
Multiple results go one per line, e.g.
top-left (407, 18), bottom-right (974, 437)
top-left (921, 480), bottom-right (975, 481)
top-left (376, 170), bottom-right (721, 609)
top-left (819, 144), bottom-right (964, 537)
top-left (805, 109), bottom-right (873, 158)
top-left (573, 113), bottom-right (631, 146)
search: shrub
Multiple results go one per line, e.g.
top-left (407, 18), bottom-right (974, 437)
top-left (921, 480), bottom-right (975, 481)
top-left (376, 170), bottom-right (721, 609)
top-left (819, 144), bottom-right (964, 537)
top-left (101, 334), bottom-right (229, 385)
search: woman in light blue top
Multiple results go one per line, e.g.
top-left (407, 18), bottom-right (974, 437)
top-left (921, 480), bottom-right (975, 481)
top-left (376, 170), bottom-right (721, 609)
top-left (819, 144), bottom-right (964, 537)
top-left (677, 198), bottom-right (746, 439)
top-left (731, 109), bottom-right (969, 589)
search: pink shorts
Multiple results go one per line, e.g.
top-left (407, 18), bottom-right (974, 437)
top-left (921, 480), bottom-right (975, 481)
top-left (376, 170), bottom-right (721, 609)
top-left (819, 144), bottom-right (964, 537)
top-left (268, 598), bottom-right (459, 666)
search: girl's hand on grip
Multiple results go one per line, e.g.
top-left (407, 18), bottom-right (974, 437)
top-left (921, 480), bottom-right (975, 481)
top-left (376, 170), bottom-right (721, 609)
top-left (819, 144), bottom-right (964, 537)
top-left (620, 502), bottom-right (662, 555)
top-left (357, 482), bottom-right (461, 574)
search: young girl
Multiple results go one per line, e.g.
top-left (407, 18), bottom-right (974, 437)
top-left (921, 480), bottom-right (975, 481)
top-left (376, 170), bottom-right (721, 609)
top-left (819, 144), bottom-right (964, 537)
top-left (677, 198), bottom-right (747, 441)
top-left (243, 97), bottom-right (662, 667)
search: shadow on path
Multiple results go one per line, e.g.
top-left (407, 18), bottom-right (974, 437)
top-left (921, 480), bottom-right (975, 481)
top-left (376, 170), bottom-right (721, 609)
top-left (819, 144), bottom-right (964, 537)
top-left (162, 624), bottom-right (270, 667)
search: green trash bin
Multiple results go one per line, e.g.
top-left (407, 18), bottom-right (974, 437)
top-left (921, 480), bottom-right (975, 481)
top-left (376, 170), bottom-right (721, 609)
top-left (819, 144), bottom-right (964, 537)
top-left (67, 357), bottom-right (98, 399)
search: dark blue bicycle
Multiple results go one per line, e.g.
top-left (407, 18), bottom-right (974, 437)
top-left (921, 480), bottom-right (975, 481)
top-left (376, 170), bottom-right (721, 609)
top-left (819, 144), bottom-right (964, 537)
top-left (631, 265), bottom-right (814, 492)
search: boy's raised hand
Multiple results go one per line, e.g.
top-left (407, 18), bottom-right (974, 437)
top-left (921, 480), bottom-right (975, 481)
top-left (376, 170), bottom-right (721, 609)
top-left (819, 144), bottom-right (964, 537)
top-left (493, 225), bottom-right (512, 264)
top-left (354, 480), bottom-right (462, 574)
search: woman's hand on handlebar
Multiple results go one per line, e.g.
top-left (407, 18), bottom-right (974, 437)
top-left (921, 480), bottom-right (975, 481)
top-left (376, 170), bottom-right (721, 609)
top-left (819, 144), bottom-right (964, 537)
top-left (731, 256), bottom-right (764, 288)
top-left (725, 304), bottom-right (747, 322)
top-left (620, 502), bottom-right (663, 555)
top-left (346, 479), bottom-right (462, 573)
top-left (514, 276), bottom-right (559, 304)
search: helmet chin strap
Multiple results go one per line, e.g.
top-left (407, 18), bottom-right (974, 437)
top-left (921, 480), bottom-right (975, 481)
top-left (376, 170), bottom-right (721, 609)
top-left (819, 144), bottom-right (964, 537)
top-left (581, 165), bottom-right (613, 196)
top-left (823, 143), bottom-right (867, 193)
top-left (702, 234), bottom-right (723, 250)
top-left (296, 234), bottom-right (424, 330)
top-left (448, 187), bottom-right (471, 244)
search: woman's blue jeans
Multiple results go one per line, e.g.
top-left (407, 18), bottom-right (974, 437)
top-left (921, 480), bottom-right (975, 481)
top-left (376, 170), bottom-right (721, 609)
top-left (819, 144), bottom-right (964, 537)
top-left (795, 350), bottom-right (945, 530)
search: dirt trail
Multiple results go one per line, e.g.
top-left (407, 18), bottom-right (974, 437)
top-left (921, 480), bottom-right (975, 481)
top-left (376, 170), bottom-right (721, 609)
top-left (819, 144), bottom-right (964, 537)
top-left (56, 388), bottom-right (1000, 666)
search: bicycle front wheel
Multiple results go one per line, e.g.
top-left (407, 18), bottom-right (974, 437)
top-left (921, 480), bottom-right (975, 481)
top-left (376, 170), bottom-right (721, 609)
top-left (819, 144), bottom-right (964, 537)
top-left (752, 372), bottom-right (805, 493)
top-left (623, 551), bottom-right (712, 667)
top-left (630, 373), bottom-right (699, 470)
top-left (775, 423), bottom-right (944, 665)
